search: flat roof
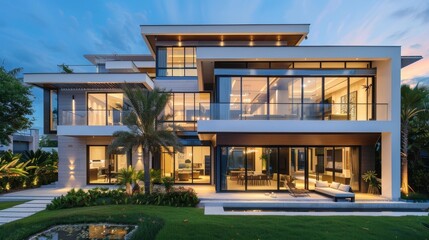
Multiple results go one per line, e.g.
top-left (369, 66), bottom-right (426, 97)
top-left (140, 24), bottom-right (310, 55)
top-left (401, 56), bottom-right (423, 68)
top-left (84, 54), bottom-right (154, 65)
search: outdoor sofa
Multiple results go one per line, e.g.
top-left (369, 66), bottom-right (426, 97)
top-left (315, 181), bottom-right (355, 202)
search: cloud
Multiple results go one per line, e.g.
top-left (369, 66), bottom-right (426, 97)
top-left (391, 7), bottom-right (415, 19)
top-left (402, 76), bottom-right (429, 86)
top-left (410, 43), bottom-right (422, 49)
top-left (386, 29), bottom-right (410, 41)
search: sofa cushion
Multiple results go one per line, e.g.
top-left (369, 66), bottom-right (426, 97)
top-left (330, 181), bottom-right (340, 189)
top-left (338, 184), bottom-right (351, 192)
top-left (315, 181), bottom-right (329, 188)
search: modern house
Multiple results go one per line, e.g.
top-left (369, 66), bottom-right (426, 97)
top-left (0, 129), bottom-right (39, 154)
top-left (24, 24), bottom-right (421, 201)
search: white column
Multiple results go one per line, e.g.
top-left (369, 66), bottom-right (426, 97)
top-left (381, 132), bottom-right (400, 200)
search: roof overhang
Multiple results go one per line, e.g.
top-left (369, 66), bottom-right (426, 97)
top-left (24, 73), bottom-right (154, 90)
top-left (401, 56), bottom-right (423, 68)
top-left (140, 24), bottom-right (310, 56)
top-left (84, 54), bottom-right (154, 65)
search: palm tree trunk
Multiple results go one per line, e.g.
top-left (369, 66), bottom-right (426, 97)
top-left (401, 120), bottom-right (409, 196)
top-left (143, 146), bottom-right (151, 194)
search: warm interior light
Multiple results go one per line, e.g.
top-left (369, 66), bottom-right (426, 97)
top-left (220, 41), bottom-right (224, 46)
top-left (178, 41), bottom-right (182, 47)
top-left (249, 41), bottom-right (254, 46)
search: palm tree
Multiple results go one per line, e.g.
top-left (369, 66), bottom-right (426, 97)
top-left (400, 84), bottom-right (428, 196)
top-left (109, 84), bottom-right (182, 194)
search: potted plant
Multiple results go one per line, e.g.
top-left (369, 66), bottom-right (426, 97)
top-left (362, 170), bottom-right (381, 194)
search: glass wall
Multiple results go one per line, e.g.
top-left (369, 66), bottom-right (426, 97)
top-left (302, 77), bottom-right (322, 119)
top-left (216, 76), bottom-right (374, 120)
top-left (160, 146), bottom-right (211, 184)
top-left (88, 93), bottom-right (124, 126)
top-left (88, 146), bottom-right (130, 184)
top-left (162, 92), bottom-right (210, 131)
top-left (157, 47), bottom-right (197, 77)
top-left (269, 77), bottom-right (301, 119)
top-left (220, 146), bottom-right (360, 192)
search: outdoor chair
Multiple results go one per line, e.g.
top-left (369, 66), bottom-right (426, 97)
top-left (287, 182), bottom-right (310, 197)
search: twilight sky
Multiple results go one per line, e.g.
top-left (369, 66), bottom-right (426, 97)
top-left (1, 0), bottom-right (428, 132)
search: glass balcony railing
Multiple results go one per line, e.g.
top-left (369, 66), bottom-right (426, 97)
top-left (198, 103), bottom-right (388, 121)
top-left (60, 110), bottom-right (129, 126)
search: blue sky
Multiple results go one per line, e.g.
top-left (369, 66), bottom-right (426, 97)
top-left (1, 0), bottom-right (428, 132)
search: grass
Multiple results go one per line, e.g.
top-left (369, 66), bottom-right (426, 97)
top-left (0, 205), bottom-right (428, 240)
top-left (0, 201), bottom-right (28, 210)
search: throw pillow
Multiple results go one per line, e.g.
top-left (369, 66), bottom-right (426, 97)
top-left (316, 181), bottom-right (329, 187)
top-left (338, 184), bottom-right (351, 192)
top-left (330, 181), bottom-right (340, 189)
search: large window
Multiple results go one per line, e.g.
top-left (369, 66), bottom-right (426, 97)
top-left (157, 47), bottom-right (197, 77)
top-left (87, 93), bottom-right (125, 126)
top-left (50, 90), bottom-right (58, 131)
top-left (160, 146), bottom-right (211, 184)
top-left (216, 76), bottom-right (374, 120)
top-left (88, 146), bottom-right (131, 184)
top-left (220, 146), bottom-right (360, 191)
top-left (162, 92), bottom-right (210, 131)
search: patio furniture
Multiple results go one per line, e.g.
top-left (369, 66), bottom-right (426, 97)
top-left (192, 171), bottom-right (200, 179)
top-left (287, 182), bottom-right (310, 197)
top-left (314, 181), bottom-right (355, 202)
top-left (178, 172), bottom-right (191, 181)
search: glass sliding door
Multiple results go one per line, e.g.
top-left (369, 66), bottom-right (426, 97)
top-left (88, 94), bottom-right (107, 125)
top-left (241, 77), bottom-right (268, 120)
top-left (160, 147), bottom-right (174, 178)
top-left (219, 145), bottom-right (361, 191)
top-left (88, 93), bottom-right (124, 126)
top-left (269, 77), bottom-right (301, 120)
top-left (107, 93), bottom-right (124, 125)
top-left (246, 147), bottom-right (277, 191)
top-left (302, 77), bottom-right (322, 119)
top-left (324, 77), bottom-right (348, 120)
top-left (350, 77), bottom-right (373, 120)
top-left (306, 148), bottom-right (318, 190)
top-left (88, 146), bottom-right (129, 184)
top-left (220, 147), bottom-right (246, 191)
top-left (161, 146), bottom-right (211, 184)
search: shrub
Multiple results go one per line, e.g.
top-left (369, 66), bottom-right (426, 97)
top-left (46, 187), bottom-right (200, 210)
top-left (161, 177), bottom-right (174, 192)
top-left (151, 169), bottom-right (162, 184)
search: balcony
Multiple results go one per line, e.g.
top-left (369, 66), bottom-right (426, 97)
top-left (57, 110), bottom-right (129, 136)
top-left (60, 110), bottom-right (129, 126)
top-left (198, 103), bottom-right (388, 121)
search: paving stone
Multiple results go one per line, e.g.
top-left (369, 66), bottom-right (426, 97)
top-left (0, 212), bottom-right (34, 218)
top-left (1, 207), bottom-right (45, 212)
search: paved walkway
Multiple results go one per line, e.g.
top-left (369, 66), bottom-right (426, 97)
top-left (0, 199), bottom-right (52, 225)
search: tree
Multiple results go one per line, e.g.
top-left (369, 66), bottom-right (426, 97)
top-left (0, 66), bottom-right (33, 145)
top-left (109, 85), bottom-right (182, 194)
top-left (39, 135), bottom-right (58, 147)
top-left (400, 84), bottom-right (428, 196)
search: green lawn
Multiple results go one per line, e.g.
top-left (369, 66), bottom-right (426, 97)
top-left (0, 201), bottom-right (28, 210)
top-left (0, 205), bottom-right (428, 240)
